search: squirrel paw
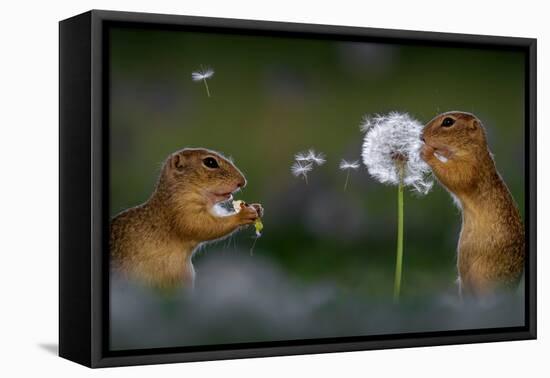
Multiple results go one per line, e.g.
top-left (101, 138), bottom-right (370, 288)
top-left (249, 203), bottom-right (264, 218)
top-left (237, 205), bottom-right (259, 225)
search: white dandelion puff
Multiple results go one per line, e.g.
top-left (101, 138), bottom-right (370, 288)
top-left (339, 159), bottom-right (360, 191)
top-left (360, 111), bottom-right (433, 302)
top-left (191, 67), bottom-right (215, 97)
top-left (306, 149), bottom-right (326, 166)
top-left (361, 111), bottom-right (433, 195)
top-left (291, 161), bottom-right (313, 184)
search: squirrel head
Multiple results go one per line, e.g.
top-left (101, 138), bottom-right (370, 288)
top-left (158, 148), bottom-right (246, 207)
top-left (421, 111), bottom-right (493, 195)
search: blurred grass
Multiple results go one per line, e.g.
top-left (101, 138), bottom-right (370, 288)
top-left (109, 26), bottom-right (525, 299)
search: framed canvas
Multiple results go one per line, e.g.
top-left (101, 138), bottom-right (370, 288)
top-left (59, 10), bottom-right (537, 368)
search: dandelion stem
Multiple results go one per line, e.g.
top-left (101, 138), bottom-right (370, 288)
top-left (304, 175), bottom-right (308, 185)
top-left (203, 79), bottom-right (211, 97)
top-left (393, 165), bottom-right (405, 303)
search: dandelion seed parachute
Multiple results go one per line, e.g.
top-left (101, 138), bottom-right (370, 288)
top-left (291, 149), bottom-right (324, 184)
top-left (339, 159), bottom-right (360, 191)
top-left (191, 68), bottom-right (215, 81)
top-left (291, 161), bottom-right (313, 177)
top-left (339, 159), bottom-right (360, 170)
top-left (306, 149), bottom-right (326, 166)
top-left (295, 152), bottom-right (310, 162)
top-left (361, 112), bottom-right (433, 195)
top-left (192, 67), bottom-right (215, 97)
top-left (294, 149), bottom-right (326, 165)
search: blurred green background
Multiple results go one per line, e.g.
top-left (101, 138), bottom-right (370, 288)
top-left (109, 26), bottom-right (525, 349)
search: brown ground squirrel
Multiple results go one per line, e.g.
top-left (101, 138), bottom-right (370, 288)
top-left (421, 111), bottom-right (524, 297)
top-left (110, 148), bottom-right (263, 289)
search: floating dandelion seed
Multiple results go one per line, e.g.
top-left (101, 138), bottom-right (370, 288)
top-left (295, 151), bottom-right (310, 162)
top-left (340, 159), bottom-right (360, 170)
top-left (295, 149), bottom-right (326, 165)
top-left (339, 159), bottom-right (360, 191)
top-left (292, 149), bottom-right (326, 184)
top-left (291, 162), bottom-right (313, 184)
top-left (361, 111), bottom-right (433, 302)
top-left (306, 149), bottom-right (326, 166)
top-left (191, 68), bottom-right (214, 81)
top-left (191, 67), bottom-right (215, 97)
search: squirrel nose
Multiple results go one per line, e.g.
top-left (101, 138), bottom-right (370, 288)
top-left (421, 136), bottom-right (426, 142)
top-left (237, 178), bottom-right (246, 188)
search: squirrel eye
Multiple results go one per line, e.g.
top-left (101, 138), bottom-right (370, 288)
top-left (202, 157), bottom-right (219, 169)
top-left (441, 117), bottom-right (455, 127)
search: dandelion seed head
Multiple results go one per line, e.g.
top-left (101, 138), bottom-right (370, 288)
top-left (339, 159), bottom-right (360, 170)
top-left (361, 111), bottom-right (433, 195)
top-left (191, 68), bottom-right (215, 81)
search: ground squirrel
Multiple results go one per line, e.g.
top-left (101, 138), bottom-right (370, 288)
top-left (421, 111), bottom-right (524, 297)
top-left (110, 148), bottom-right (263, 289)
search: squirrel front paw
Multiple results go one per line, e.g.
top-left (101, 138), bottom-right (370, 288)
top-left (237, 205), bottom-right (259, 225)
top-left (249, 203), bottom-right (264, 218)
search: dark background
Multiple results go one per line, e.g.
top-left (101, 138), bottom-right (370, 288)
top-left (109, 26), bottom-right (525, 350)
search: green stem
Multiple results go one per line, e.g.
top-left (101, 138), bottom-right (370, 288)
top-left (393, 167), bottom-right (404, 303)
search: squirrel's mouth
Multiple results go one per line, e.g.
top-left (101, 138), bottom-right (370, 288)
top-left (422, 140), bottom-right (453, 162)
top-left (206, 187), bottom-right (241, 205)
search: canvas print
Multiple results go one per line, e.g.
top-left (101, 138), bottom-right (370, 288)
top-left (108, 25), bottom-right (526, 351)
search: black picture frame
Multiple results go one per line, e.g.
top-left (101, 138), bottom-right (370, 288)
top-left (59, 9), bottom-right (537, 368)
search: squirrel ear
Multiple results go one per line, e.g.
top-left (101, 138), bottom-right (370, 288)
top-left (469, 119), bottom-right (480, 130)
top-left (170, 153), bottom-right (186, 172)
